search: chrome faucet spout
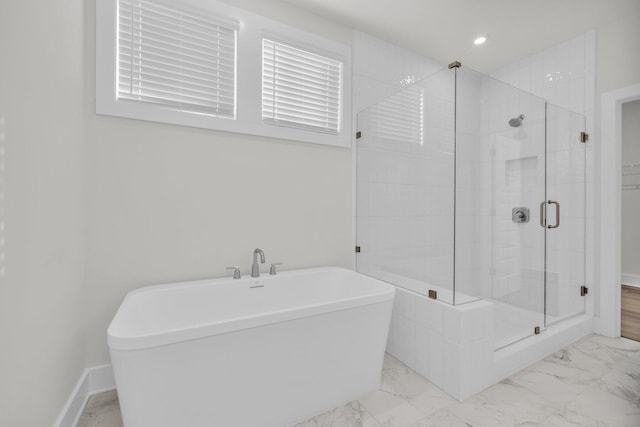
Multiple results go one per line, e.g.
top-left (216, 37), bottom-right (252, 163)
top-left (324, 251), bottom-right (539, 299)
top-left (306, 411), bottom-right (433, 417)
top-left (254, 248), bottom-right (265, 264)
top-left (251, 248), bottom-right (265, 277)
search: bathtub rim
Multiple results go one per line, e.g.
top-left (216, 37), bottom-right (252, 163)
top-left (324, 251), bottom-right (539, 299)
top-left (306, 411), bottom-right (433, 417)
top-left (108, 267), bottom-right (395, 351)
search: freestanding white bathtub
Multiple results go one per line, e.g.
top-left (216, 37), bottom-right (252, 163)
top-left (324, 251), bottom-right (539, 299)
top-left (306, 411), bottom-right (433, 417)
top-left (108, 267), bottom-right (395, 427)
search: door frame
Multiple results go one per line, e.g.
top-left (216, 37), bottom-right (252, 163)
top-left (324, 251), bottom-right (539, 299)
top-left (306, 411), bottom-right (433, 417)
top-left (598, 83), bottom-right (640, 337)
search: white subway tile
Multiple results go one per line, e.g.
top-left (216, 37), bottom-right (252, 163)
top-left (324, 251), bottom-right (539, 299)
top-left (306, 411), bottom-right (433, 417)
top-left (443, 340), bottom-right (461, 398)
top-left (415, 295), bottom-right (429, 327)
top-left (428, 329), bottom-right (444, 388)
top-left (443, 307), bottom-right (461, 344)
top-left (427, 298), bottom-right (444, 334)
top-left (570, 46), bottom-right (585, 81)
top-left (415, 324), bottom-right (429, 377)
top-left (398, 317), bottom-right (417, 370)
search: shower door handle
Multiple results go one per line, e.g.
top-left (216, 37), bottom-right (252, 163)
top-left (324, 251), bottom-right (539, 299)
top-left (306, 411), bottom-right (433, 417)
top-left (540, 200), bottom-right (560, 229)
top-left (547, 200), bottom-right (560, 229)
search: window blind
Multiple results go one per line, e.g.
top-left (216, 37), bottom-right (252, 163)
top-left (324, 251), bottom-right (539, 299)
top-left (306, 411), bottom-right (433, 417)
top-left (262, 39), bottom-right (342, 134)
top-left (117, 0), bottom-right (238, 118)
top-left (370, 85), bottom-right (424, 144)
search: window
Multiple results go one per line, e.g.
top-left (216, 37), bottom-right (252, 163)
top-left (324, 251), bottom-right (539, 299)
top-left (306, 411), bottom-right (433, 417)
top-left (117, 0), bottom-right (238, 118)
top-left (370, 85), bottom-right (424, 144)
top-left (97, 0), bottom-right (352, 147)
top-left (262, 39), bottom-right (342, 134)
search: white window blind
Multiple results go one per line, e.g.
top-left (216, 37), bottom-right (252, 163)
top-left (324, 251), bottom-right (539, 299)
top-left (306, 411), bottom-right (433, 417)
top-left (262, 39), bottom-right (343, 134)
top-left (370, 85), bottom-right (424, 144)
top-left (117, 0), bottom-right (238, 118)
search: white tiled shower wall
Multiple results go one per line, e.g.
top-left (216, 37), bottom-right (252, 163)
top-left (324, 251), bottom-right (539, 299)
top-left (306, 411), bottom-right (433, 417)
top-left (457, 70), bottom-right (588, 323)
top-left (387, 287), bottom-right (494, 400)
top-left (456, 32), bottom-right (595, 312)
top-left (352, 31), bottom-right (442, 282)
top-left (353, 31), bottom-right (595, 400)
top-left (352, 33), bottom-right (498, 399)
top-left (354, 31), bottom-right (595, 309)
top-left (353, 31), bottom-right (441, 112)
top-left (388, 285), bottom-right (592, 401)
top-left (492, 32), bottom-right (596, 315)
top-left (353, 32), bottom-right (460, 301)
top-left (356, 69), bottom-right (458, 302)
top-left (491, 32), bottom-right (595, 117)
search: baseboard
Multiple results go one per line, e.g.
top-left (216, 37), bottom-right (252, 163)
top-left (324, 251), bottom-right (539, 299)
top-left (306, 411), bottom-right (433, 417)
top-left (622, 273), bottom-right (640, 287)
top-left (52, 364), bottom-right (116, 427)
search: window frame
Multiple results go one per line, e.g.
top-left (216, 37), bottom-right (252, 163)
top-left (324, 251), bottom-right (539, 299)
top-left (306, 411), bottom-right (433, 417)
top-left (115, 0), bottom-right (239, 119)
top-left (261, 36), bottom-right (344, 135)
top-left (96, 0), bottom-right (352, 148)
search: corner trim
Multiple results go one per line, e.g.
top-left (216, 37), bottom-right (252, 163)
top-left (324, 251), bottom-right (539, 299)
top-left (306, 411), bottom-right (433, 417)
top-left (52, 364), bottom-right (116, 427)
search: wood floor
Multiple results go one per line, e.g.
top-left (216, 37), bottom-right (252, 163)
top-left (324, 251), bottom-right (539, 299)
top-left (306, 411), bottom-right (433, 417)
top-left (621, 284), bottom-right (640, 341)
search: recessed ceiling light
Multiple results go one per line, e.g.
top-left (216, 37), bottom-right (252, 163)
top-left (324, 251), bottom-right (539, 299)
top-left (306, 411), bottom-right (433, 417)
top-left (474, 36), bottom-right (487, 45)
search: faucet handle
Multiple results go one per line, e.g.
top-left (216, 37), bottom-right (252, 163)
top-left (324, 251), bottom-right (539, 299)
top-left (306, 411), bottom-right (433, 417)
top-left (226, 266), bottom-right (241, 279)
top-left (269, 262), bottom-right (283, 275)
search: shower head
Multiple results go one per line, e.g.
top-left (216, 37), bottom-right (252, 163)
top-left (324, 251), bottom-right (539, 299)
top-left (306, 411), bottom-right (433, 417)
top-left (509, 114), bottom-right (525, 127)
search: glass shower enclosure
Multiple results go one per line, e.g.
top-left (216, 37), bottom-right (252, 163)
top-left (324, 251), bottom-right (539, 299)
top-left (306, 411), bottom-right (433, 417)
top-left (356, 64), bottom-right (586, 350)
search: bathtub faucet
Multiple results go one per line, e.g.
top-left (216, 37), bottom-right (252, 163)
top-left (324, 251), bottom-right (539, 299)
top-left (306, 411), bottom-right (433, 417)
top-left (251, 248), bottom-right (265, 277)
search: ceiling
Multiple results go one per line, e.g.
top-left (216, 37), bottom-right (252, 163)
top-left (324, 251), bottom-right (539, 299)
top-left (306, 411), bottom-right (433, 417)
top-left (280, 0), bottom-right (640, 73)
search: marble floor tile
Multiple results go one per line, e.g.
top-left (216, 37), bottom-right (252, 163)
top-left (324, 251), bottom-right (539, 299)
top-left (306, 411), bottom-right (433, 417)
top-left (379, 355), bottom-right (455, 416)
top-left (573, 335), bottom-right (640, 369)
top-left (293, 401), bottom-right (380, 427)
top-left (406, 409), bottom-right (470, 427)
top-left (590, 334), bottom-right (640, 352)
top-left (595, 368), bottom-right (640, 408)
top-left (359, 389), bottom-right (432, 427)
top-left (448, 380), bottom-right (561, 427)
top-left (538, 409), bottom-right (610, 427)
top-left (615, 354), bottom-right (640, 377)
top-left (506, 359), bottom-right (595, 406)
top-left (544, 345), bottom-right (612, 380)
top-left (566, 385), bottom-right (640, 427)
top-left (77, 334), bottom-right (640, 427)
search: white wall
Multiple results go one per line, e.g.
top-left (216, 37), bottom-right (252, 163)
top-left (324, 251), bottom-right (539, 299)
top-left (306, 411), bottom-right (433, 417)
top-left (220, 0), bottom-right (353, 46)
top-left (595, 10), bottom-right (640, 324)
top-left (84, 0), bottom-right (354, 367)
top-left (598, 10), bottom-right (640, 281)
top-left (596, 12), bottom-right (640, 96)
top-left (621, 99), bottom-right (640, 276)
top-left (0, 1), bottom-right (86, 426)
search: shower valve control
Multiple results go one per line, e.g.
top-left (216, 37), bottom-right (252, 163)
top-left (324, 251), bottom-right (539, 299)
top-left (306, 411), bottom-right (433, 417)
top-left (512, 207), bottom-right (530, 223)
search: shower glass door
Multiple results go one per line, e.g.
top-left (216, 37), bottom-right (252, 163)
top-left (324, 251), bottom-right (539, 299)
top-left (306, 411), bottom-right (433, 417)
top-left (455, 67), bottom-right (547, 349)
top-left (544, 105), bottom-right (586, 325)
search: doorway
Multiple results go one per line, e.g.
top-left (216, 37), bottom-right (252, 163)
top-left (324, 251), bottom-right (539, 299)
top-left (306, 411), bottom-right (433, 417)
top-left (599, 83), bottom-right (640, 338)
top-left (621, 99), bottom-right (640, 341)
